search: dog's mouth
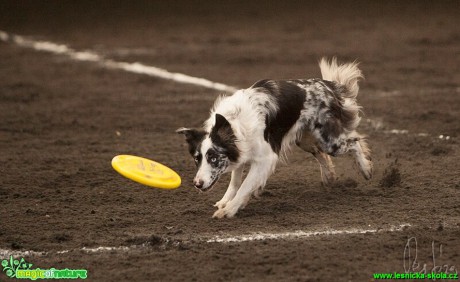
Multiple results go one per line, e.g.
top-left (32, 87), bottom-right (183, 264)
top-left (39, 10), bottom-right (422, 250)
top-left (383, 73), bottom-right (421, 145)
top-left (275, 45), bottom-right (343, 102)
top-left (195, 177), bottom-right (220, 192)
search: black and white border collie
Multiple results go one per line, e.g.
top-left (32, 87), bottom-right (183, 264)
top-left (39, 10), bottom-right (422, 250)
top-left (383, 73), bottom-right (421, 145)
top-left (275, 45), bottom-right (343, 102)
top-left (177, 57), bottom-right (372, 218)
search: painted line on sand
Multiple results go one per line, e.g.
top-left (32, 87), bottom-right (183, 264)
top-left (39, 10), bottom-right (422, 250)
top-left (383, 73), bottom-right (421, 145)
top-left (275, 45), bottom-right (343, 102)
top-left (0, 30), bottom-right (451, 141)
top-left (0, 30), bottom-right (454, 141)
top-left (205, 223), bottom-right (410, 243)
top-left (0, 224), bottom-right (411, 258)
top-left (0, 30), bottom-right (237, 93)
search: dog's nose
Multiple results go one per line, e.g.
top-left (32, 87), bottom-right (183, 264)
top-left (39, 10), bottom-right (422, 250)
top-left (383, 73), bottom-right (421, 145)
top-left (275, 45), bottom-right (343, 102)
top-left (194, 179), bottom-right (204, 189)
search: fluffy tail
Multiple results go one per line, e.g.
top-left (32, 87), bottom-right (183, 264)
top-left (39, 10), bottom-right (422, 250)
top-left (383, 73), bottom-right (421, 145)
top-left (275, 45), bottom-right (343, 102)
top-left (319, 57), bottom-right (364, 131)
top-left (320, 57), bottom-right (372, 179)
top-left (319, 57), bottom-right (363, 99)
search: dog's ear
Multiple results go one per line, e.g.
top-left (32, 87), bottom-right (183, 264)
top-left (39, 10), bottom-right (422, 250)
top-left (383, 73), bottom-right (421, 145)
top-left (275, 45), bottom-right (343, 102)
top-left (210, 114), bottom-right (235, 143)
top-left (214, 114), bottom-right (231, 131)
top-left (176, 127), bottom-right (207, 155)
top-left (209, 114), bottom-right (239, 161)
top-left (176, 127), bottom-right (206, 145)
top-left (176, 127), bottom-right (192, 139)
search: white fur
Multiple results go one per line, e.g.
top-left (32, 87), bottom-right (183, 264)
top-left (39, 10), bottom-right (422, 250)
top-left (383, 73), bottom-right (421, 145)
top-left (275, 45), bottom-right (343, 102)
top-left (185, 58), bottom-right (372, 219)
top-left (194, 138), bottom-right (219, 189)
top-left (203, 89), bottom-right (278, 164)
top-left (195, 89), bottom-right (282, 218)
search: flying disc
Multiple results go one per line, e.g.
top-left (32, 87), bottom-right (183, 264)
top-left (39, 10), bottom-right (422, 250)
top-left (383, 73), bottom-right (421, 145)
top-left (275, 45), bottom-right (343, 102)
top-left (111, 155), bottom-right (181, 189)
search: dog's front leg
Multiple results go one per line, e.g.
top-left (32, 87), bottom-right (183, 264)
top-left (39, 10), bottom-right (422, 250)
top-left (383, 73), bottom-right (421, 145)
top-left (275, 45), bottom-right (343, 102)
top-left (214, 165), bottom-right (244, 209)
top-left (213, 155), bottom-right (277, 218)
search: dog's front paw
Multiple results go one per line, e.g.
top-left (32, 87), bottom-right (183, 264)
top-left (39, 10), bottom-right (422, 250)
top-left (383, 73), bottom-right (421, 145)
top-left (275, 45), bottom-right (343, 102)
top-left (212, 202), bottom-right (239, 219)
top-left (214, 199), bottom-right (228, 209)
top-left (212, 208), bottom-right (227, 219)
top-left (252, 186), bottom-right (263, 199)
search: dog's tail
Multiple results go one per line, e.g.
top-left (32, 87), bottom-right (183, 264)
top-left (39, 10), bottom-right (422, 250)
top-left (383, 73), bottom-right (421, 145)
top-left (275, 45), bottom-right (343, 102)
top-left (319, 57), bottom-right (363, 99)
top-left (318, 57), bottom-right (364, 131)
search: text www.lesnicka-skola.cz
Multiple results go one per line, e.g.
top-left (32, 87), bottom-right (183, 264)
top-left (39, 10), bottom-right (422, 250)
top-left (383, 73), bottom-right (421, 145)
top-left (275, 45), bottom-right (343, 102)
top-left (373, 272), bottom-right (458, 280)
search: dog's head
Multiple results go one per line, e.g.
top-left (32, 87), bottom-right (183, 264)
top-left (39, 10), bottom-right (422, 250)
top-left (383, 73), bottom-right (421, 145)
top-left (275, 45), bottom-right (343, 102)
top-left (177, 114), bottom-right (239, 191)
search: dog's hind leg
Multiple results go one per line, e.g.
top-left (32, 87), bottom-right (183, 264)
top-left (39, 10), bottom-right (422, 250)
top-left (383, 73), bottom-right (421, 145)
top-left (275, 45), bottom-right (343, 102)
top-left (214, 165), bottom-right (244, 209)
top-left (313, 152), bottom-right (336, 186)
top-left (297, 133), bottom-right (337, 186)
top-left (348, 134), bottom-right (373, 180)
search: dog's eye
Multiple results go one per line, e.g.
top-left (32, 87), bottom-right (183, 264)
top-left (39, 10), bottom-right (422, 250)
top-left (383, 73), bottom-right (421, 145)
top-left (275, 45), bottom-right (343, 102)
top-left (211, 157), bottom-right (217, 163)
top-left (194, 157), bottom-right (199, 163)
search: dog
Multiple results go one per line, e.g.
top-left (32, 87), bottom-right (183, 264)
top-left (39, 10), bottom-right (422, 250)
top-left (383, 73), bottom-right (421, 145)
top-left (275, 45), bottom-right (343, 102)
top-left (177, 57), bottom-right (372, 218)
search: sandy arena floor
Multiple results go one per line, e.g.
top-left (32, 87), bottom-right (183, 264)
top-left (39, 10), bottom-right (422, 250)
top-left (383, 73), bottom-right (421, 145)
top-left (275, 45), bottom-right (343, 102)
top-left (1, 1), bottom-right (459, 281)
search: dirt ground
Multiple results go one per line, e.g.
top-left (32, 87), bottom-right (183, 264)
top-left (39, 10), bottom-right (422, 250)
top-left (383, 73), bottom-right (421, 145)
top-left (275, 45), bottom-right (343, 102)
top-left (0, 1), bottom-right (459, 281)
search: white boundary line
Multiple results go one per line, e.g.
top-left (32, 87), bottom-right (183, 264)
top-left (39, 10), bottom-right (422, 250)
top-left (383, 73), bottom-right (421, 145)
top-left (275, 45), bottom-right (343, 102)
top-left (0, 30), bottom-right (454, 141)
top-left (205, 223), bottom-right (410, 243)
top-left (0, 30), bottom-right (237, 93)
top-left (0, 224), bottom-right (411, 258)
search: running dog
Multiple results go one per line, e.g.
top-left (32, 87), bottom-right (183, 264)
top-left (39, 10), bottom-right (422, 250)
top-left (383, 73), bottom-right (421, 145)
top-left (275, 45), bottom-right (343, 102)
top-left (177, 57), bottom-right (372, 218)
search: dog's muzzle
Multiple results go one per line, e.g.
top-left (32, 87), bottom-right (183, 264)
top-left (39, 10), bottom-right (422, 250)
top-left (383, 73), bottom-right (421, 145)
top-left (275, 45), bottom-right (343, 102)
top-left (193, 177), bottom-right (219, 192)
top-left (193, 179), bottom-right (204, 189)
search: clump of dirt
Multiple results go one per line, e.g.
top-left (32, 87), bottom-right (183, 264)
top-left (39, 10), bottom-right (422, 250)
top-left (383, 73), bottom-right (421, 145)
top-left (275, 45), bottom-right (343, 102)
top-left (380, 161), bottom-right (402, 188)
top-left (124, 235), bottom-right (167, 247)
top-left (11, 242), bottom-right (22, 250)
top-left (332, 178), bottom-right (359, 189)
top-left (431, 146), bottom-right (450, 156)
top-left (52, 233), bottom-right (72, 243)
top-left (146, 235), bottom-right (166, 246)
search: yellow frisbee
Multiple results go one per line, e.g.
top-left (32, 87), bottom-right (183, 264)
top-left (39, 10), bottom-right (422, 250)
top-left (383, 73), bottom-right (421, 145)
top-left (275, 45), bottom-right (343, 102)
top-left (111, 155), bottom-right (181, 189)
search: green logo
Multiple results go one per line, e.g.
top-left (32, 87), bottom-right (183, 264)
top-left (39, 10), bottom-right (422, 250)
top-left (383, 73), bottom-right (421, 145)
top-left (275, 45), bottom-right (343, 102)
top-left (1, 256), bottom-right (87, 280)
top-left (1, 256), bottom-right (33, 278)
